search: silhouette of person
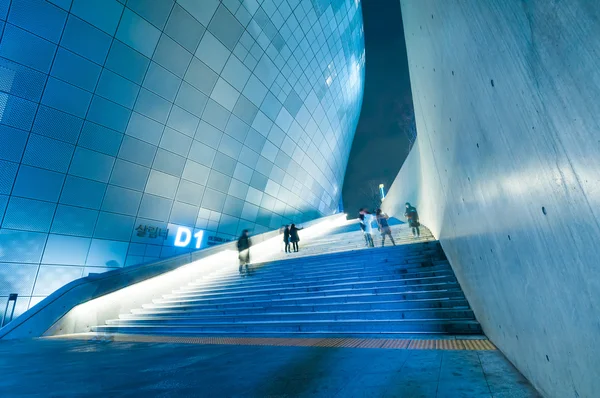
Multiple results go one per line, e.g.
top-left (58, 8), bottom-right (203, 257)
top-left (237, 229), bottom-right (251, 275)
top-left (376, 209), bottom-right (396, 247)
top-left (289, 224), bottom-right (303, 252)
top-left (283, 225), bottom-right (291, 253)
top-left (359, 208), bottom-right (375, 247)
top-left (404, 202), bottom-right (420, 237)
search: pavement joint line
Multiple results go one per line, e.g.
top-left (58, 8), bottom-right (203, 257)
top-left (49, 334), bottom-right (496, 351)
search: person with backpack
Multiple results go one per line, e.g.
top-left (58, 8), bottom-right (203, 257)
top-left (376, 209), bottom-right (396, 247)
top-left (237, 230), bottom-right (252, 275)
top-left (404, 202), bottom-right (420, 237)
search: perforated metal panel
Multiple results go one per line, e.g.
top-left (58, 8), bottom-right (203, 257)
top-left (0, 0), bottom-right (365, 310)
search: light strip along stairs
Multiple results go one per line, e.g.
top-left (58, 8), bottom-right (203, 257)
top-left (92, 222), bottom-right (482, 337)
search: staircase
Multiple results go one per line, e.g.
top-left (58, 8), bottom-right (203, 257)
top-left (92, 222), bottom-right (482, 337)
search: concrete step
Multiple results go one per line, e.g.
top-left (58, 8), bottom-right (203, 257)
top-left (187, 262), bottom-right (449, 280)
top-left (134, 297), bottom-right (470, 315)
top-left (173, 275), bottom-right (457, 298)
top-left (246, 256), bottom-right (446, 275)
top-left (251, 247), bottom-right (444, 269)
top-left (191, 259), bottom-right (450, 287)
top-left (235, 256), bottom-right (447, 278)
top-left (186, 263), bottom-right (453, 287)
top-left (166, 279), bottom-right (460, 301)
top-left (93, 319), bottom-right (482, 334)
top-left (254, 240), bottom-right (440, 259)
top-left (182, 266), bottom-right (454, 294)
top-left (288, 229), bottom-right (431, 244)
top-left (286, 238), bottom-right (434, 252)
top-left (156, 282), bottom-right (461, 304)
top-left (275, 230), bottom-right (426, 245)
top-left (246, 257), bottom-right (446, 275)
top-left (187, 270), bottom-right (450, 293)
top-left (116, 308), bottom-right (475, 323)
top-left (148, 289), bottom-right (466, 308)
top-left (269, 244), bottom-right (436, 259)
top-left (192, 259), bottom-right (450, 282)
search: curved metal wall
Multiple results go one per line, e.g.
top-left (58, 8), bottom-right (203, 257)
top-left (0, 0), bottom-right (364, 317)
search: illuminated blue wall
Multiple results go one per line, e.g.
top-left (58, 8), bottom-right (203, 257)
top-left (0, 0), bottom-right (364, 318)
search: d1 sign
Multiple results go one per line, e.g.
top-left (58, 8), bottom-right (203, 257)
top-left (174, 227), bottom-right (204, 249)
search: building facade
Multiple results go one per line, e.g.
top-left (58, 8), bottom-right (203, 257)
top-left (0, 0), bottom-right (364, 317)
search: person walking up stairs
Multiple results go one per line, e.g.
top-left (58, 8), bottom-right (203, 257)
top-left (376, 209), bottom-right (396, 247)
top-left (237, 230), bottom-right (251, 275)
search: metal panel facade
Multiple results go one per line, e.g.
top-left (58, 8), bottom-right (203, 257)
top-left (0, 0), bottom-right (365, 318)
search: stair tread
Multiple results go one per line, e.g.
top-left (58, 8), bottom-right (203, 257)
top-left (168, 281), bottom-right (460, 299)
top-left (121, 308), bottom-right (473, 318)
top-left (155, 289), bottom-right (465, 305)
top-left (140, 297), bottom-right (469, 311)
top-left (102, 318), bottom-right (477, 327)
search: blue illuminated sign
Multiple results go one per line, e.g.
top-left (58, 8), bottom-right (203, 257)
top-left (133, 224), bottom-right (230, 250)
top-left (174, 227), bottom-right (204, 249)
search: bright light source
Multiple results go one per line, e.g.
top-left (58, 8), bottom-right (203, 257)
top-left (59, 215), bottom-right (349, 335)
top-left (174, 227), bottom-right (204, 249)
top-left (64, 249), bottom-right (239, 334)
top-left (174, 227), bottom-right (191, 247)
top-left (194, 230), bottom-right (203, 249)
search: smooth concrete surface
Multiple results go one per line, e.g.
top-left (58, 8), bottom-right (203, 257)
top-left (0, 215), bottom-right (343, 340)
top-left (382, 1), bottom-right (600, 397)
top-left (0, 338), bottom-right (540, 397)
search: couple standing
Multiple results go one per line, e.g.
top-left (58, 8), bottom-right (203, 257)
top-left (283, 224), bottom-right (303, 253)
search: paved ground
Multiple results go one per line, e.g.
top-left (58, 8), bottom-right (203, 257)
top-left (0, 338), bottom-right (540, 397)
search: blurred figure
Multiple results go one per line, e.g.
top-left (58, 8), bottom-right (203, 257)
top-left (289, 224), bottom-right (303, 252)
top-left (358, 209), bottom-right (369, 247)
top-left (376, 209), bottom-right (396, 247)
top-left (237, 229), bottom-right (252, 275)
top-left (359, 208), bottom-right (375, 247)
top-left (361, 209), bottom-right (376, 248)
top-left (283, 225), bottom-right (291, 253)
top-left (404, 202), bottom-right (420, 237)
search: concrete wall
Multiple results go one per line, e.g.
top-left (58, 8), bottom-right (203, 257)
top-left (0, 0), bottom-right (365, 320)
top-left (382, 1), bottom-right (600, 396)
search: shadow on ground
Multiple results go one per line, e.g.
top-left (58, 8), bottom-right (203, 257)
top-left (0, 338), bottom-right (540, 397)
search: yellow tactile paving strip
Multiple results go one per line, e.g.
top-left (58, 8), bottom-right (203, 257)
top-left (55, 334), bottom-right (496, 351)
